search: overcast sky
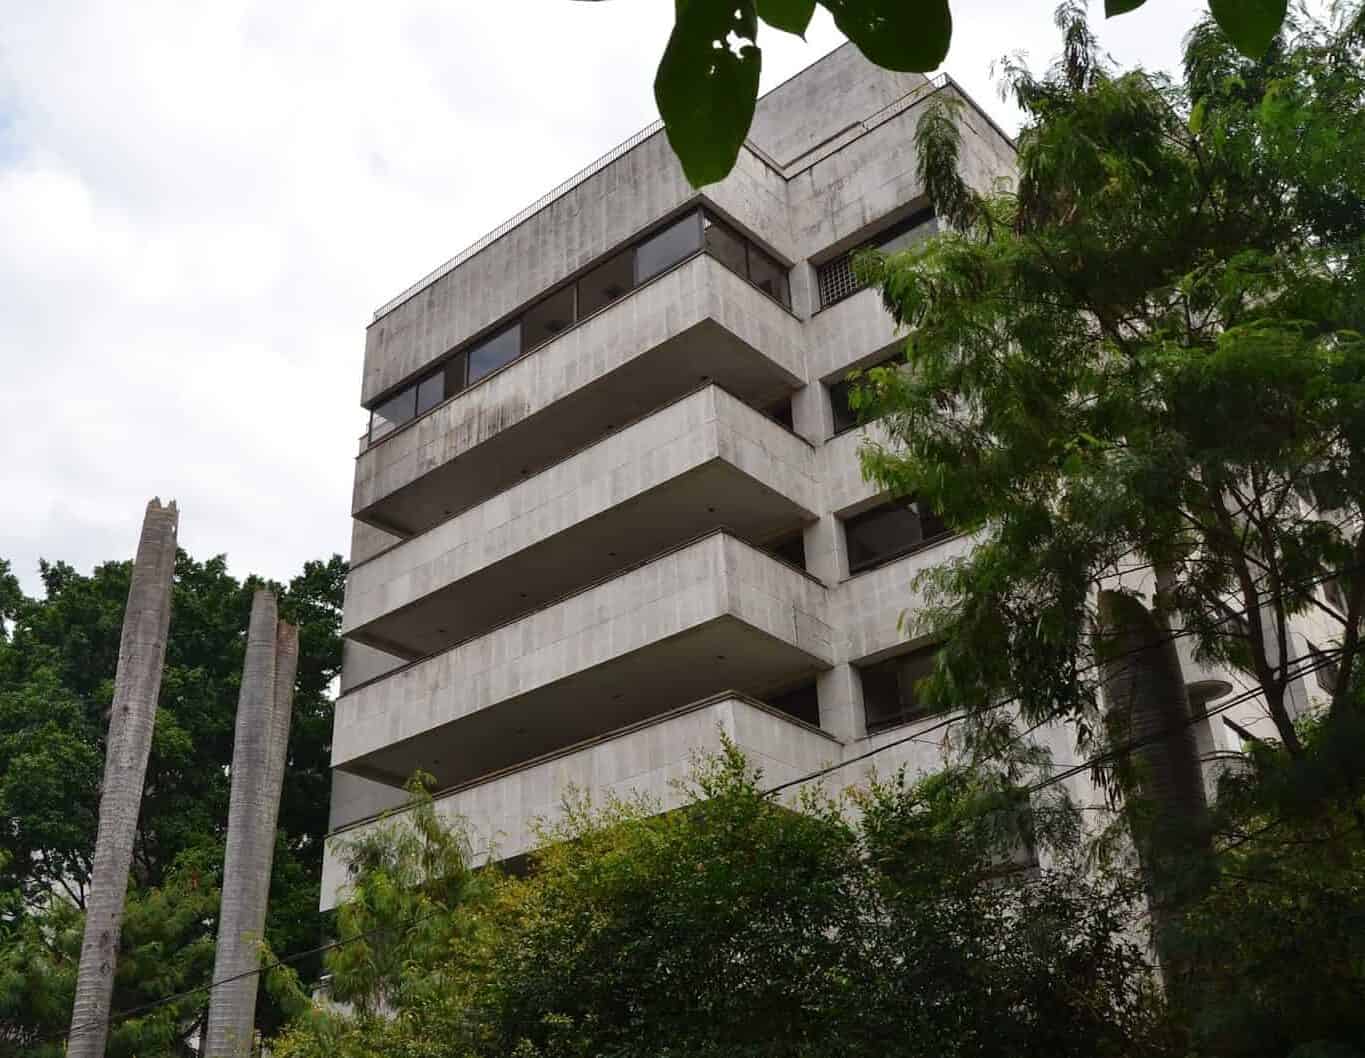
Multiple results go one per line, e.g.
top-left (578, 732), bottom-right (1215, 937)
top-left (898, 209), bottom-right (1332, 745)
top-left (1, 0), bottom-right (1209, 597)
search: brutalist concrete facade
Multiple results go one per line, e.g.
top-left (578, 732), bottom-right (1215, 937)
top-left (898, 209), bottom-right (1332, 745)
top-left (322, 44), bottom-right (1284, 909)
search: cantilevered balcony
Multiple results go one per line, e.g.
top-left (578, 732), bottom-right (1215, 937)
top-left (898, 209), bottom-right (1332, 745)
top-left (344, 385), bottom-right (819, 660)
top-left (353, 254), bottom-right (806, 537)
top-left (320, 691), bottom-right (841, 909)
top-left (332, 531), bottom-right (832, 791)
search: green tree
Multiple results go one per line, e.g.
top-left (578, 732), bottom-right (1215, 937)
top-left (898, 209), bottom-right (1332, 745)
top-left (275, 748), bottom-right (1167, 1058)
top-left (840, 0), bottom-right (1363, 1027)
top-left (849, 0), bottom-right (1364, 758)
top-left (0, 549), bottom-right (346, 1055)
top-left (574, 0), bottom-right (1295, 186)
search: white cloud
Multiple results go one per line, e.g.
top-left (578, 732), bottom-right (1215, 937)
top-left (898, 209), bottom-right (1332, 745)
top-left (0, 0), bottom-right (1209, 596)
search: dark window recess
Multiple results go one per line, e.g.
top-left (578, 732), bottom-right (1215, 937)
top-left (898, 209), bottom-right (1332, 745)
top-left (577, 247), bottom-right (635, 318)
top-left (860, 644), bottom-right (939, 733)
top-left (767, 681), bottom-right (820, 726)
top-left (363, 208), bottom-right (791, 445)
top-left (415, 373), bottom-right (444, 416)
top-left (1323, 575), bottom-right (1348, 614)
top-left (702, 211), bottom-right (791, 308)
top-left (816, 207), bottom-right (937, 309)
top-left (369, 385), bottom-right (417, 441)
top-left (1308, 641), bottom-right (1340, 694)
top-left (763, 397), bottom-right (794, 431)
top-left (635, 212), bottom-right (703, 284)
top-left (468, 323), bottom-right (522, 384)
top-left (703, 214), bottom-right (748, 276)
top-left (765, 531), bottom-right (806, 570)
top-left (523, 284), bottom-right (576, 352)
top-left (829, 354), bottom-right (899, 435)
top-left (844, 498), bottom-right (950, 575)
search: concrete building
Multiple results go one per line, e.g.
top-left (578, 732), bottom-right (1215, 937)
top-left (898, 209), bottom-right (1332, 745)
top-left (321, 44), bottom-right (1314, 908)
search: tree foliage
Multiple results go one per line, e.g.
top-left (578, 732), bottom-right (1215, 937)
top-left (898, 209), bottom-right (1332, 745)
top-left (274, 747), bottom-right (1167, 1058)
top-left (574, 0), bottom-right (1301, 186)
top-left (0, 549), bottom-right (345, 1055)
top-left (849, 0), bottom-right (1365, 759)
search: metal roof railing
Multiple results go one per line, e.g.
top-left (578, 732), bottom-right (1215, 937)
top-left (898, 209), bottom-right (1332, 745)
top-left (372, 119), bottom-right (667, 322)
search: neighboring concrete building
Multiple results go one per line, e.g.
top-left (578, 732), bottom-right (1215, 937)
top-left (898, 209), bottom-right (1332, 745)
top-left (321, 44), bottom-right (1310, 908)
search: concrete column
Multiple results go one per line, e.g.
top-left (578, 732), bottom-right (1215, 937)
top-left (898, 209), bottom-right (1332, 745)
top-left (205, 591), bottom-right (282, 1058)
top-left (69, 499), bottom-right (179, 1058)
top-left (817, 662), bottom-right (865, 743)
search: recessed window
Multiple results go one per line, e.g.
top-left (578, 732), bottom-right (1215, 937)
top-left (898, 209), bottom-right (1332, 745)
top-left (747, 244), bottom-right (791, 306)
top-left (701, 211), bottom-right (791, 308)
top-left (369, 385), bottom-right (417, 442)
top-left (763, 397), bottom-right (794, 431)
top-left (361, 208), bottom-right (792, 451)
top-left (764, 531), bottom-right (806, 570)
top-left (523, 284), bottom-right (577, 352)
top-left (1323, 576), bottom-right (1347, 614)
top-left (829, 354), bottom-right (899, 435)
top-left (415, 373), bottom-right (445, 417)
top-left (1308, 640), bottom-right (1340, 694)
top-left (468, 323), bottom-right (522, 384)
top-left (767, 680), bottom-right (820, 726)
top-left (703, 214), bottom-right (748, 276)
top-left (634, 212), bottom-right (703, 285)
top-left (816, 207), bottom-right (936, 309)
top-left (577, 248), bottom-right (635, 318)
top-left (859, 644), bottom-right (939, 733)
top-left (844, 498), bottom-right (950, 575)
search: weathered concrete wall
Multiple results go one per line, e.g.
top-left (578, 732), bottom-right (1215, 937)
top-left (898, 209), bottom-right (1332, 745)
top-left (354, 255), bottom-right (806, 518)
top-left (345, 386), bottom-right (817, 634)
top-left (749, 43), bottom-right (929, 168)
top-left (321, 694), bottom-right (841, 909)
top-left (333, 532), bottom-right (832, 771)
top-left (364, 143), bottom-right (797, 406)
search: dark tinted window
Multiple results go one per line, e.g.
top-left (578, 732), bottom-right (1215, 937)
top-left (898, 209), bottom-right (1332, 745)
top-left (635, 212), bottom-right (702, 284)
top-left (830, 355), bottom-right (898, 435)
top-left (415, 373), bottom-right (445, 416)
top-left (768, 681), bottom-right (820, 726)
top-left (877, 209), bottom-right (937, 254)
top-left (443, 352), bottom-right (468, 399)
top-left (468, 324), bottom-right (522, 384)
top-left (747, 245), bottom-right (790, 307)
top-left (860, 644), bottom-right (938, 732)
top-left (844, 498), bottom-right (949, 574)
top-left (578, 248), bottom-right (635, 318)
top-left (765, 531), bottom-right (805, 570)
top-left (370, 385), bottom-right (416, 441)
top-left (523, 285), bottom-right (577, 352)
top-left (703, 215), bottom-right (748, 275)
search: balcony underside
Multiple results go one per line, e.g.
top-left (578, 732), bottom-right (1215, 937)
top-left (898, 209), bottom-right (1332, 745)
top-left (349, 463), bottom-right (814, 660)
top-left (333, 533), bottom-right (833, 791)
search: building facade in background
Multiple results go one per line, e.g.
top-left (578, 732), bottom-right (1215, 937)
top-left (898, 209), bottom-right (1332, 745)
top-left (321, 44), bottom-right (1300, 907)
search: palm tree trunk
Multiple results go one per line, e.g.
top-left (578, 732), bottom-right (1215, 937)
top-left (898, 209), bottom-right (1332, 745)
top-left (1097, 589), bottom-right (1214, 1006)
top-left (68, 499), bottom-right (179, 1058)
top-left (204, 590), bottom-right (279, 1058)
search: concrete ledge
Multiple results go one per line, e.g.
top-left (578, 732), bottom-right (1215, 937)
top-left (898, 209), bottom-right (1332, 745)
top-left (320, 691), bottom-right (841, 910)
top-left (354, 255), bottom-right (807, 535)
top-left (343, 385), bottom-right (819, 656)
top-left (332, 531), bottom-right (833, 791)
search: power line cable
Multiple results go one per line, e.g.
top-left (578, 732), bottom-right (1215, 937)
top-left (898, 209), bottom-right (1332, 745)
top-left (50, 567), bottom-right (1357, 1045)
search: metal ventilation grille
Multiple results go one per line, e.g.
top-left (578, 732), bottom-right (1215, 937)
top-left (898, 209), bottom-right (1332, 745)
top-left (816, 253), bottom-right (864, 308)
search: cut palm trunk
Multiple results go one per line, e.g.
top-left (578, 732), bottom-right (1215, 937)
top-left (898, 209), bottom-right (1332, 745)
top-left (205, 592), bottom-right (298, 1057)
top-left (68, 499), bottom-right (179, 1058)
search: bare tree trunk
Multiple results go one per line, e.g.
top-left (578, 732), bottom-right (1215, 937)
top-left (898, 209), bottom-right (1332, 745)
top-left (68, 499), bottom-right (179, 1058)
top-left (1098, 589), bottom-right (1214, 1008)
top-left (205, 591), bottom-right (278, 1058)
top-left (205, 597), bottom-right (298, 1058)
